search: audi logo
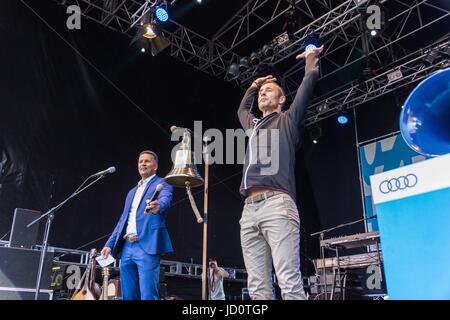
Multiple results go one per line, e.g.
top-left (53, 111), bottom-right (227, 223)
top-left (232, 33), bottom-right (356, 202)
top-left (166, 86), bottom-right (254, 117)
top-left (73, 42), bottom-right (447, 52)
top-left (379, 174), bottom-right (418, 194)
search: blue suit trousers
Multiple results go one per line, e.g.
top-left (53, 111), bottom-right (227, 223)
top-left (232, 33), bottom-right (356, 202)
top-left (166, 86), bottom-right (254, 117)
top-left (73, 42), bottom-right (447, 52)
top-left (120, 241), bottom-right (160, 300)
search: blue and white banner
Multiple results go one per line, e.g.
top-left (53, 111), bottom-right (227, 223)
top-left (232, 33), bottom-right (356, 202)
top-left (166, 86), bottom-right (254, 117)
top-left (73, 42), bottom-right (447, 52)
top-left (369, 153), bottom-right (450, 299)
top-left (358, 133), bottom-right (429, 232)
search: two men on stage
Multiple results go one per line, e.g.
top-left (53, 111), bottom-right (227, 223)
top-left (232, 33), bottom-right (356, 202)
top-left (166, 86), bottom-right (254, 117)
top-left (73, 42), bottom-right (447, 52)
top-left (100, 44), bottom-right (322, 300)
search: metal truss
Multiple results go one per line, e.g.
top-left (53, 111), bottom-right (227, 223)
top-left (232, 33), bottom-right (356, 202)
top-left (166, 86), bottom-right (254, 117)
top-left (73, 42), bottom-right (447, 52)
top-left (53, 0), bottom-right (450, 120)
top-left (161, 259), bottom-right (247, 282)
top-left (304, 35), bottom-right (450, 126)
top-left (282, 0), bottom-right (450, 101)
top-left (54, 0), bottom-right (243, 78)
top-left (55, 0), bottom-right (159, 34)
top-left (209, 0), bottom-right (336, 64)
top-left (230, 0), bottom-right (386, 84)
top-left (32, 242), bottom-right (248, 282)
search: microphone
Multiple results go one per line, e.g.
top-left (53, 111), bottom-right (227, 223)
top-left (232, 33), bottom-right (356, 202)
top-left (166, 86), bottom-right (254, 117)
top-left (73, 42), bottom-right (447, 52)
top-left (145, 183), bottom-right (164, 214)
top-left (91, 166), bottom-right (116, 178)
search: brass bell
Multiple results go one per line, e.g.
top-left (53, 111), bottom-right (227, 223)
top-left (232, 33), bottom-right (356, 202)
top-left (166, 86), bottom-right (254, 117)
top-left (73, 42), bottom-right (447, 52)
top-left (164, 129), bottom-right (204, 188)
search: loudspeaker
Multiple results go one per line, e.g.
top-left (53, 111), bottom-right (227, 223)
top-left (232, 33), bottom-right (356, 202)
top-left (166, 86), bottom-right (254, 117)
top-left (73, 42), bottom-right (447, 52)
top-left (0, 288), bottom-right (53, 300)
top-left (9, 208), bottom-right (41, 248)
top-left (0, 246), bottom-right (54, 300)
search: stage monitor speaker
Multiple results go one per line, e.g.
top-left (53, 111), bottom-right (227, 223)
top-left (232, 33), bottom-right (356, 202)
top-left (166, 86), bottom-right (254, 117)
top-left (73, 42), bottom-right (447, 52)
top-left (8, 208), bottom-right (41, 249)
top-left (0, 246), bottom-right (54, 300)
top-left (0, 288), bottom-right (53, 300)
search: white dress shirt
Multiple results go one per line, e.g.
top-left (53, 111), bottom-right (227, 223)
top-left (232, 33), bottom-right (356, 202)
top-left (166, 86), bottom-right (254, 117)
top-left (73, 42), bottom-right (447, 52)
top-left (125, 175), bottom-right (155, 238)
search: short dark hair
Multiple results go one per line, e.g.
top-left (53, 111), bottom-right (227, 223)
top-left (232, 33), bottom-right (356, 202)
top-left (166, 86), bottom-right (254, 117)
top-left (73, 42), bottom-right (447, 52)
top-left (139, 150), bottom-right (159, 164)
top-left (259, 80), bottom-right (286, 97)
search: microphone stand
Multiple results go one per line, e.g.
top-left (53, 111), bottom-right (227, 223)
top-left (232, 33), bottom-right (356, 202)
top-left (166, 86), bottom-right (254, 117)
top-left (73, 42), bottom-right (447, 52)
top-left (28, 173), bottom-right (108, 300)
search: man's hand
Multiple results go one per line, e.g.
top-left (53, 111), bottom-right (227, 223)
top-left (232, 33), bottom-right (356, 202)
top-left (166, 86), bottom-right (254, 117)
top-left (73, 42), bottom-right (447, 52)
top-left (101, 247), bottom-right (111, 258)
top-left (145, 200), bottom-right (160, 215)
top-left (250, 75), bottom-right (277, 90)
top-left (296, 45), bottom-right (324, 74)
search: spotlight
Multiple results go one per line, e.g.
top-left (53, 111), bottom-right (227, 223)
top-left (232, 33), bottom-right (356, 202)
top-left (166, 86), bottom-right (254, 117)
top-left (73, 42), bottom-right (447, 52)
top-left (337, 110), bottom-right (349, 125)
top-left (250, 51), bottom-right (261, 65)
top-left (262, 44), bottom-right (274, 57)
top-left (423, 51), bottom-right (438, 66)
top-left (131, 22), bottom-right (170, 56)
top-left (144, 23), bottom-right (158, 39)
top-left (370, 30), bottom-right (378, 37)
top-left (227, 63), bottom-right (240, 79)
top-left (239, 57), bottom-right (250, 72)
top-left (316, 102), bottom-right (329, 114)
top-left (304, 34), bottom-right (320, 53)
top-left (155, 7), bottom-right (169, 23)
top-left (442, 45), bottom-right (450, 60)
top-left (309, 126), bottom-right (322, 144)
top-left (196, 0), bottom-right (202, 3)
top-left (337, 115), bottom-right (349, 125)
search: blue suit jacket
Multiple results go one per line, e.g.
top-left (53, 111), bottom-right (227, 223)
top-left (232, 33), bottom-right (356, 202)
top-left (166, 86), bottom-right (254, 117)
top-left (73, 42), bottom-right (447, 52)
top-left (105, 175), bottom-right (174, 257)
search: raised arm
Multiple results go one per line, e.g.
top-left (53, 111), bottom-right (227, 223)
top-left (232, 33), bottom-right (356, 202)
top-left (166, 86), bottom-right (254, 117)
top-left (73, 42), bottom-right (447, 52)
top-left (237, 86), bottom-right (258, 130)
top-left (237, 75), bottom-right (277, 130)
top-left (286, 46), bottom-right (323, 127)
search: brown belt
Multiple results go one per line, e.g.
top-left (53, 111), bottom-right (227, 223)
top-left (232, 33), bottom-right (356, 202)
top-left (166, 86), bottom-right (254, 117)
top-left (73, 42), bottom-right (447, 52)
top-left (126, 235), bottom-right (139, 243)
top-left (245, 191), bottom-right (280, 205)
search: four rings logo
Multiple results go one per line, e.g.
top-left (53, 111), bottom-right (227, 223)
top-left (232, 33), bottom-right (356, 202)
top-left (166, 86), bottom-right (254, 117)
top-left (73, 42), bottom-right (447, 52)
top-left (379, 174), bottom-right (418, 194)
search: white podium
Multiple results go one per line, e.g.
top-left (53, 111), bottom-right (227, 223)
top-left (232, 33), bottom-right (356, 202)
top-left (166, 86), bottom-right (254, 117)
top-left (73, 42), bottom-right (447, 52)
top-left (370, 153), bottom-right (450, 300)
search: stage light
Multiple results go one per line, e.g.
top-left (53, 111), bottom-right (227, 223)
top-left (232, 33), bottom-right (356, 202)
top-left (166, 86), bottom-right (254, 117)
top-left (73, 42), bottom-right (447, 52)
top-left (262, 44), bottom-right (274, 57)
top-left (423, 51), bottom-right (438, 66)
top-left (337, 115), bottom-right (349, 125)
top-left (304, 34), bottom-right (320, 53)
top-left (250, 51), bottom-right (260, 65)
top-left (370, 30), bottom-right (378, 37)
top-left (131, 23), bottom-right (170, 56)
top-left (316, 102), bottom-right (329, 114)
top-left (155, 7), bottom-right (169, 23)
top-left (144, 23), bottom-right (157, 39)
top-left (442, 45), bottom-right (450, 60)
top-left (227, 63), bottom-right (240, 78)
top-left (387, 69), bottom-right (403, 82)
top-left (239, 57), bottom-right (250, 72)
top-left (196, 0), bottom-right (202, 3)
top-left (337, 110), bottom-right (349, 125)
top-left (310, 126), bottom-right (322, 144)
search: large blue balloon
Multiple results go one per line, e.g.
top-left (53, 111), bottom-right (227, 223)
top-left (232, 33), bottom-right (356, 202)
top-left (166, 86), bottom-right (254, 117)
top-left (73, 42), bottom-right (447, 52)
top-left (400, 68), bottom-right (450, 157)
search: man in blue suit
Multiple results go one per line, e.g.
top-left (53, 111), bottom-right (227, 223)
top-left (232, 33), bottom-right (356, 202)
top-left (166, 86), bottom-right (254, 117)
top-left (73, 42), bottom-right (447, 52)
top-left (101, 150), bottom-right (174, 300)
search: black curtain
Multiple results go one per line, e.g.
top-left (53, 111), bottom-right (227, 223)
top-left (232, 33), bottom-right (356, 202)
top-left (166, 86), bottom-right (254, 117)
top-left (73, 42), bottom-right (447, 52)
top-left (0, 0), bottom-right (403, 274)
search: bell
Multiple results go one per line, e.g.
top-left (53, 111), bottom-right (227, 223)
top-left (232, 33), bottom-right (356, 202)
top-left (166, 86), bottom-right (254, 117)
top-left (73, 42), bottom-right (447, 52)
top-left (164, 130), bottom-right (204, 188)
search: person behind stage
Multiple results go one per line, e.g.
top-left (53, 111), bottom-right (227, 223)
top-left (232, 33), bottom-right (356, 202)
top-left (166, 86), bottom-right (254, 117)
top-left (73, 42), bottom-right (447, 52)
top-left (101, 150), bottom-right (174, 300)
top-left (208, 258), bottom-right (229, 300)
top-left (237, 45), bottom-right (323, 300)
